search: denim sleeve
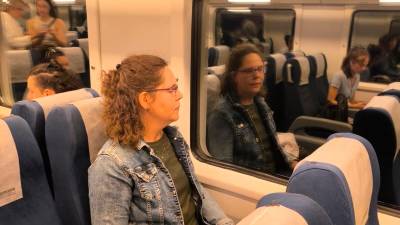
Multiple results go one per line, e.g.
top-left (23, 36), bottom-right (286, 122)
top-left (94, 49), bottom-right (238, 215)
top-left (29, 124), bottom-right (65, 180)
top-left (201, 188), bottom-right (235, 225)
top-left (88, 154), bottom-right (133, 225)
top-left (206, 111), bottom-right (234, 163)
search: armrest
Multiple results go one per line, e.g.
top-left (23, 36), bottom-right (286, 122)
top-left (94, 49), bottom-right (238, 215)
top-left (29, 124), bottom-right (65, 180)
top-left (289, 116), bottom-right (352, 137)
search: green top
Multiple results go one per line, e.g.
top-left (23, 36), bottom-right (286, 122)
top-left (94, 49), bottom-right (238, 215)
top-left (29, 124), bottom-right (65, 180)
top-left (147, 133), bottom-right (198, 225)
top-left (243, 103), bottom-right (276, 173)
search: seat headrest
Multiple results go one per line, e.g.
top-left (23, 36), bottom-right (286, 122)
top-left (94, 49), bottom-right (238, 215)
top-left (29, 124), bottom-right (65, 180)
top-left (385, 82), bottom-right (400, 91)
top-left (0, 119), bottom-right (23, 207)
top-left (33, 88), bottom-right (98, 119)
top-left (57, 47), bottom-right (85, 74)
top-left (6, 50), bottom-right (33, 83)
top-left (214, 45), bottom-right (230, 66)
top-left (266, 53), bottom-right (286, 84)
top-left (77, 39), bottom-right (89, 56)
top-left (287, 56), bottom-right (310, 85)
top-left (290, 134), bottom-right (374, 225)
top-left (71, 97), bottom-right (107, 162)
top-left (364, 95), bottom-right (400, 154)
top-left (238, 204), bottom-right (308, 225)
top-left (256, 193), bottom-right (333, 225)
top-left (309, 53), bottom-right (327, 78)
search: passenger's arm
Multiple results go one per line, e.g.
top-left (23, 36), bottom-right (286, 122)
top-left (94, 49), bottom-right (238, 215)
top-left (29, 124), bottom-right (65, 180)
top-left (199, 188), bottom-right (234, 225)
top-left (48, 19), bottom-right (68, 47)
top-left (26, 19), bottom-right (46, 46)
top-left (327, 85), bottom-right (338, 105)
top-left (348, 95), bottom-right (365, 109)
top-left (88, 155), bottom-right (133, 225)
top-left (206, 112), bottom-right (234, 163)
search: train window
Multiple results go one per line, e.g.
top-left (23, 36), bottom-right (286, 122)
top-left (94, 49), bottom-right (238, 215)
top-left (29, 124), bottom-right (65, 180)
top-left (350, 10), bottom-right (400, 84)
top-left (0, 0), bottom-right (89, 107)
top-left (191, 0), bottom-right (294, 181)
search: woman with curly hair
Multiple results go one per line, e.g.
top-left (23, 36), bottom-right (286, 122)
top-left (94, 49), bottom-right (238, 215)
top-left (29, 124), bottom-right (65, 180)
top-left (88, 55), bottom-right (233, 225)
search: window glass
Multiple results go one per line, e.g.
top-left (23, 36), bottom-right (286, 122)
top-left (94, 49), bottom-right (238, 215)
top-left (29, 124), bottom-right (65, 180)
top-left (350, 10), bottom-right (400, 84)
top-left (0, 0), bottom-right (89, 107)
top-left (192, 0), bottom-right (295, 180)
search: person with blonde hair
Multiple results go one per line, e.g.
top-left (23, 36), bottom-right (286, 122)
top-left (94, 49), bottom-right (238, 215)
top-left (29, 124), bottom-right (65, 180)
top-left (89, 55), bottom-right (233, 225)
top-left (1, 0), bottom-right (31, 49)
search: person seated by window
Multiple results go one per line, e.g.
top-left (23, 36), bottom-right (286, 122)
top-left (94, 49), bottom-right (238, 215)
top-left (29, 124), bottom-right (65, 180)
top-left (206, 43), bottom-right (294, 174)
top-left (26, 0), bottom-right (67, 47)
top-left (25, 62), bottom-right (83, 100)
top-left (368, 34), bottom-right (400, 81)
top-left (327, 46), bottom-right (368, 111)
top-left (1, 0), bottom-right (31, 49)
top-left (89, 55), bottom-right (233, 225)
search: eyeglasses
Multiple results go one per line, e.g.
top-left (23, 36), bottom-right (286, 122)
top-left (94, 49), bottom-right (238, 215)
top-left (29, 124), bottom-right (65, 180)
top-left (146, 84), bottom-right (179, 96)
top-left (237, 65), bottom-right (265, 74)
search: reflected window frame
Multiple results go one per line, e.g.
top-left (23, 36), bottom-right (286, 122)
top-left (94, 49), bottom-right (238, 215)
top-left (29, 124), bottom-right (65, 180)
top-left (190, 0), bottom-right (295, 184)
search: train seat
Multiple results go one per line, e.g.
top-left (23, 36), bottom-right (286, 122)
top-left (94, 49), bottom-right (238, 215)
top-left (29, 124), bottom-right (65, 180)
top-left (238, 192), bottom-right (333, 225)
top-left (208, 45), bottom-right (230, 67)
top-left (11, 88), bottom-right (99, 191)
top-left (45, 97), bottom-right (107, 225)
top-left (282, 56), bottom-right (318, 130)
top-left (77, 38), bottom-right (89, 56)
top-left (353, 95), bottom-right (400, 205)
top-left (284, 50), bottom-right (306, 59)
top-left (206, 74), bottom-right (222, 115)
top-left (6, 50), bottom-right (33, 84)
top-left (287, 133), bottom-right (380, 225)
top-left (0, 115), bottom-right (62, 225)
top-left (307, 53), bottom-right (328, 107)
top-left (265, 53), bottom-right (287, 131)
top-left (207, 64), bottom-right (226, 77)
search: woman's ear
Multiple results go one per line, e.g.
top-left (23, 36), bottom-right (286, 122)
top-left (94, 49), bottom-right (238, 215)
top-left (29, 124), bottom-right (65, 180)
top-left (138, 92), bottom-right (152, 110)
top-left (42, 88), bottom-right (56, 96)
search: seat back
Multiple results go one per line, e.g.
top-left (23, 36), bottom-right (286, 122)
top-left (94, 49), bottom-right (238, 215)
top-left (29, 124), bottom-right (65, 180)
top-left (284, 50), bottom-right (306, 59)
top-left (242, 192), bottom-right (333, 225)
top-left (265, 53), bottom-right (287, 131)
top-left (11, 88), bottom-right (99, 191)
top-left (46, 97), bottom-right (107, 225)
top-left (308, 53), bottom-right (329, 107)
top-left (0, 115), bottom-right (61, 225)
top-left (353, 95), bottom-right (400, 205)
top-left (206, 74), bottom-right (222, 115)
top-left (287, 133), bottom-right (379, 225)
top-left (208, 45), bottom-right (230, 67)
top-left (6, 50), bottom-right (33, 84)
top-left (282, 56), bottom-right (318, 130)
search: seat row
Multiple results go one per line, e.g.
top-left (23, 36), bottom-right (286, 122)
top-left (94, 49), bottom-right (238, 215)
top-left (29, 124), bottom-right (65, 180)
top-left (1, 88), bottom-right (105, 225)
top-left (239, 133), bottom-right (379, 225)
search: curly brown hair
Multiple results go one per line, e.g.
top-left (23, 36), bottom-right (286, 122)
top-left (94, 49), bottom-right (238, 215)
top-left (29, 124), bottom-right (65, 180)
top-left (101, 55), bottom-right (167, 148)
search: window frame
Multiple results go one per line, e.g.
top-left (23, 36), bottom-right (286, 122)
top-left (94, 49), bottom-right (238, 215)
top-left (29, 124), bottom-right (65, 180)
top-left (190, 0), bottom-right (296, 185)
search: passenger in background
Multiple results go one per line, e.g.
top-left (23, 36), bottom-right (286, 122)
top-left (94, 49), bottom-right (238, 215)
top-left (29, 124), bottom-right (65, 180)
top-left (26, 0), bottom-right (67, 47)
top-left (1, 0), bottom-right (31, 49)
top-left (89, 55), bottom-right (233, 225)
top-left (327, 46), bottom-right (368, 110)
top-left (25, 62), bottom-right (83, 100)
top-left (207, 43), bottom-right (294, 174)
top-left (44, 47), bottom-right (70, 69)
top-left (368, 34), bottom-right (400, 81)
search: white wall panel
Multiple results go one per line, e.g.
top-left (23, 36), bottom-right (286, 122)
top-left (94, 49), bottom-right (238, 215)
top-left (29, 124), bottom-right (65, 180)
top-left (89, 0), bottom-right (192, 141)
top-left (296, 6), bottom-right (350, 78)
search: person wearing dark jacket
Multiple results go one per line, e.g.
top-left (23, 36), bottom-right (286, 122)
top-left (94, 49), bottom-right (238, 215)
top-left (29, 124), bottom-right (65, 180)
top-left (207, 43), bottom-right (293, 174)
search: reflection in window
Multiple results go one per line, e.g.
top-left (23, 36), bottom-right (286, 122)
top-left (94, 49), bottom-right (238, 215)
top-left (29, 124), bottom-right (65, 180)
top-left (350, 11), bottom-right (400, 84)
top-left (0, 0), bottom-right (89, 106)
top-left (194, 0), bottom-right (296, 179)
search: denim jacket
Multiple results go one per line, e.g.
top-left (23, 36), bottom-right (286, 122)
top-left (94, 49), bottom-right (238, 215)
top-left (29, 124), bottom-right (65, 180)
top-left (89, 126), bottom-right (233, 225)
top-left (206, 94), bottom-right (290, 173)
